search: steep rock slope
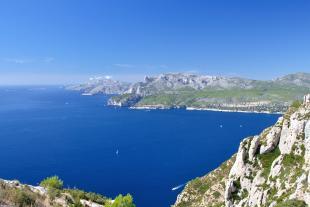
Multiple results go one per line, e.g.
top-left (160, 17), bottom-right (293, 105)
top-left (174, 94), bottom-right (310, 207)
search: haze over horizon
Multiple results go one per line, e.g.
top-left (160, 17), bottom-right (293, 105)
top-left (0, 0), bottom-right (309, 85)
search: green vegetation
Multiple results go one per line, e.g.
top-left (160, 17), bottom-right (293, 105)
top-left (105, 194), bottom-right (135, 207)
top-left (64, 189), bottom-right (108, 205)
top-left (0, 177), bottom-right (135, 207)
top-left (282, 153), bottom-right (304, 167)
top-left (134, 84), bottom-right (309, 112)
top-left (291, 100), bottom-right (302, 108)
top-left (213, 191), bottom-right (221, 199)
top-left (0, 181), bottom-right (39, 207)
top-left (265, 151), bottom-right (306, 205)
top-left (40, 176), bottom-right (63, 190)
top-left (190, 178), bottom-right (211, 193)
top-left (280, 153), bottom-right (305, 184)
top-left (257, 147), bottom-right (281, 178)
top-left (231, 178), bottom-right (244, 201)
top-left (274, 199), bottom-right (307, 207)
top-left (174, 156), bottom-right (236, 207)
top-left (39, 175), bottom-right (63, 200)
top-left (9, 188), bottom-right (36, 207)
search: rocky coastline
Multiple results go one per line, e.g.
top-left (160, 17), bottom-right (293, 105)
top-left (68, 72), bottom-right (310, 114)
top-left (0, 177), bottom-right (134, 207)
top-left (174, 94), bottom-right (310, 207)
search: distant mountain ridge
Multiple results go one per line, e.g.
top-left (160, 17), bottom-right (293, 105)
top-left (66, 76), bottom-right (130, 95)
top-left (275, 72), bottom-right (310, 87)
top-left (67, 72), bottom-right (310, 113)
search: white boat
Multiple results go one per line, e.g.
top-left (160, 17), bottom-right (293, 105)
top-left (82, 93), bottom-right (92, 96)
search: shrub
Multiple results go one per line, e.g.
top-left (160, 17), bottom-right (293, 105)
top-left (190, 178), bottom-right (210, 193)
top-left (40, 176), bottom-right (63, 190)
top-left (64, 189), bottom-right (108, 205)
top-left (291, 100), bottom-right (302, 108)
top-left (12, 189), bottom-right (36, 207)
top-left (274, 199), bottom-right (307, 207)
top-left (257, 147), bottom-right (281, 177)
top-left (105, 194), bottom-right (136, 207)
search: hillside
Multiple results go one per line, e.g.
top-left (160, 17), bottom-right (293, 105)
top-left (110, 73), bottom-right (309, 113)
top-left (174, 94), bottom-right (310, 207)
top-left (0, 176), bottom-right (135, 207)
top-left (67, 72), bottom-right (310, 113)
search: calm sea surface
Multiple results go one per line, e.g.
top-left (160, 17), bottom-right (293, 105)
top-left (0, 86), bottom-right (280, 206)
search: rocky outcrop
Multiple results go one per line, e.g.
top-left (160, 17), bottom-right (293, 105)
top-left (0, 179), bottom-right (118, 207)
top-left (174, 94), bottom-right (310, 207)
top-left (66, 76), bottom-right (130, 95)
top-left (174, 157), bottom-right (236, 207)
top-left (107, 94), bottom-right (142, 107)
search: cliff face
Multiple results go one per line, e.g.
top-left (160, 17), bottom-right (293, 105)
top-left (106, 73), bottom-right (309, 113)
top-left (175, 94), bottom-right (310, 207)
top-left (66, 73), bottom-right (310, 113)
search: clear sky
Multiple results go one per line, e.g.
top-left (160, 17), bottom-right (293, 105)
top-left (0, 0), bottom-right (309, 84)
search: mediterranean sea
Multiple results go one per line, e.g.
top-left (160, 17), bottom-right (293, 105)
top-left (0, 86), bottom-right (281, 206)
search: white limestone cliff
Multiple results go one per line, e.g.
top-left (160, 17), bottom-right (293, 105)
top-left (175, 94), bottom-right (310, 207)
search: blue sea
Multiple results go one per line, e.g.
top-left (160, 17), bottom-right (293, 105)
top-left (0, 86), bottom-right (280, 206)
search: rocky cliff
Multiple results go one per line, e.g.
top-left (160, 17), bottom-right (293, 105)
top-left (107, 72), bottom-right (309, 113)
top-left (174, 94), bottom-right (310, 207)
top-left (0, 178), bottom-right (135, 207)
top-left (67, 73), bottom-right (310, 113)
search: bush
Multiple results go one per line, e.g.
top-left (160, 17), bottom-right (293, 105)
top-left (105, 194), bottom-right (136, 207)
top-left (291, 100), bottom-right (302, 108)
top-left (40, 176), bottom-right (63, 190)
top-left (275, 199), bottom-right (307, 207)
top-left (12, 189), bottom-right (36, 207)
top-left (257, 147), bottom-right (281, 177)
top-left (64, 189), bottom-right (108, 205)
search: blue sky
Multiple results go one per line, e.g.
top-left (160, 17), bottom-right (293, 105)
top-left (0, 0), bottom-right (309, 84)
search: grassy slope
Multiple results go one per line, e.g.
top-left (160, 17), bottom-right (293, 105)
top-left (136, 84), bottom-right (310, 108)
top-left (174, 155), bottom-right (236, 207)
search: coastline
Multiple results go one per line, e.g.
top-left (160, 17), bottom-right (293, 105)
top-left (185, 107), bottom-right (283, 115)
top-left (128, 105), bottom-right (284, 114)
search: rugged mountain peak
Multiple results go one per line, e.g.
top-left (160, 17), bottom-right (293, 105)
top-left (175, 94), bottom-right (310, 207)
top-left (66, 76), bottom-right (130, 95)
top-left (126, 73), bottom-right (256, 95)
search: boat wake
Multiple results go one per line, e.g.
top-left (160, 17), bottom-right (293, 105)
top-left (171, 184), bottom-right (184, 191)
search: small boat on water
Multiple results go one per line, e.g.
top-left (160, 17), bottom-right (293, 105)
top-left (82, 93), bottom-right (92, 96)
